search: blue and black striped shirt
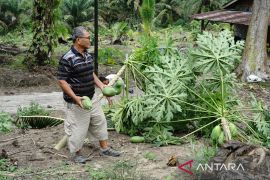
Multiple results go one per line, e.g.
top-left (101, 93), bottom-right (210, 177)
top-left (57, 46), bottom-right (95, 103)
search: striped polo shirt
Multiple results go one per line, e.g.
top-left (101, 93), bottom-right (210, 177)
top-left (57, 46), bottom-right (95, 103)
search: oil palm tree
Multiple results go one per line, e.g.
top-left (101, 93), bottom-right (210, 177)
top-left (0, 0), bottom-right (30, 32)
top-left (24, 0), bottom-right (61, 68)
top-left (154, 0), bottom-right (181, 26)
top-left (62, 0), bottom-right (94, 28)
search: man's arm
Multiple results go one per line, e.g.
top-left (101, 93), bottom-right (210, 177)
top-left (93, 73), bottom-right (105, 89)
top-left (58, 80), bottom-right (83, 107)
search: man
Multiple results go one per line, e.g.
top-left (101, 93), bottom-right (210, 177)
top-left (99, 74), bottom-right (124, 85)
top-left (99, 76), bottom-right (109, 85)
top-left (57, 26), bottom-right (120, 164)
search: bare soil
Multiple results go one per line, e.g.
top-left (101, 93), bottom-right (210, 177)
top-left (0, 125), bottom-right (200, 180)
top-left (0, 65), bottom-right (270, 179)
top-left (0, 66), bottom-right (199, 179)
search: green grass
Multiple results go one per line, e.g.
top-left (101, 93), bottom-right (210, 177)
top-left (0, 30), bottom-right (33, 49)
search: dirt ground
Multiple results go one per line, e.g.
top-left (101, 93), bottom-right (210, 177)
top-left (0, 65), bottom-right (270, 179)
top-left (0, 66), bottom-right (201, 180)
top-left (0, 125), bottom-right (201, 180)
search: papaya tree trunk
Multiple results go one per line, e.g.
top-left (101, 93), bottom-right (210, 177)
top-left (221, 117), bottom-right (231, 141)
top-left (24, 0), bottom-right (60, 69)
top-left (240, 0), bottom-right (270, 81)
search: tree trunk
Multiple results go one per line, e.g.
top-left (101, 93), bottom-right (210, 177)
top-left (24, 0), bottom-right (59, 69)
top-left (240, 0), bottom-right (270, 81)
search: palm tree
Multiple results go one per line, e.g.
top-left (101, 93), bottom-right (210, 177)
top-left (24, 0), bottom-right (61, 69)
top-left (167, 0), bottom-right (230, 22)
top-left (0, 0), bottom-right (30, 32)
top-left (139, 0), bottom-right (155, 34)
top-left (99, 0), bottom-right (139, 27)
top-left (155, 0), bottom-right (181, 27)
top-left (62, 0), bottom-right (94, 28)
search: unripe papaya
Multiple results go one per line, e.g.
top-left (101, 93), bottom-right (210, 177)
top-left (130, 136), bottom-right (145, 143)
top-left (218, 132), bottom-right (224, 145)
top-left (229, 122), bottom-right (238, 137)
top-left (114, 79), bottom-right (124, 88)
top-left (211, 125), bottom-right (221, 140)
top-left (211, 125), bottom-right (221, 141)
top-left (114, 87), bottom-right (122, 95)
top-left (102, 86), bottom-right (116, 97)
top-left (82, 96), bottom-right (92, 110)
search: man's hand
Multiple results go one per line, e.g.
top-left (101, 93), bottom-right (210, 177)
top-left (102, 85), bottom-right (113, 106)
top-left (74, 96), bottom-right (83, 108)
top-left (99, 83), bottom-right (113, 106)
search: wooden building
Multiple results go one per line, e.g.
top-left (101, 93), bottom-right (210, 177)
top-left (192, 0), bottom-right (270, 43)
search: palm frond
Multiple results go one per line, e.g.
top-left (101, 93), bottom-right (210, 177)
top-left (16, 116), bottom-right (64, 129)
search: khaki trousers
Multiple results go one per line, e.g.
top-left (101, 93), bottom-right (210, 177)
top-left (64, 94), bottom-right (108, 153)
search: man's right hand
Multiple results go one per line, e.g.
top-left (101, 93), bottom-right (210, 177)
top-left (74, 96), bottom-right (83, 108)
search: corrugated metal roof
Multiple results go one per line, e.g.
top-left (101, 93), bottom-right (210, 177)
top-left (223, 0), bottom-right (241, 9)
top-left (192, 10), bottom-right (254, 25)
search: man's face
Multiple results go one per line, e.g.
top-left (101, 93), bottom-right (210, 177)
top-left (77, 31), bottom-right (91, 49)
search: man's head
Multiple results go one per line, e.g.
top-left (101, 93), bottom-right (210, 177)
top-left (72, 26), bottom-right (91, 49)
top-left (99, 76), bottom-right (109, 85)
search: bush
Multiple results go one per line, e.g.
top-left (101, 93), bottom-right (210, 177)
top-left (98, 47), bottom-right (124, 65)
top-left (17, 102), bottom-right (50, 116)
top-left (0, 112), bottom-right (13, 133)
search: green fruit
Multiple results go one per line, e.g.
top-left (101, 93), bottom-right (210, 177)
top-left (111, 79), bottom-right (124, 95)
top-left (102, 87), bottom-right (116, 97)
top-left (114, 86), bottom-right (122, 95)
top-left (114, 79), bottom-right (124, 88)
top-left (211, 125), bottom-right (222, 141)
top-left (229, 123), bottom-right (238, 137)
top-left (130, 136), bottom-right (145, 143)
top-left (82, 96), bottom-right (92, 110)
top-left (218, 132), bottom-right (224, 145)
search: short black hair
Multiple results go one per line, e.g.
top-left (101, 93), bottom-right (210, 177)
top-left (99, 76), bottom-right (108, 82)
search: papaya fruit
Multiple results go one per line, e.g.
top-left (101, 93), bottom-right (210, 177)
top-left (114, 79), bottom-right (124, 88)
top-left (218, 131), bottom-right (224, 145)
top-left (82, 96), bottom-right (92, 110)
top-left (114, 86), bottom-right (122, 95)
top-left (229, 122), bottom-right (238, 137)
top-left (211, 125), bottom-right (221, 141)
top-left (130, 136), bottom-right (145, 143)
top-left (102, 86), bottom-right (116, 97)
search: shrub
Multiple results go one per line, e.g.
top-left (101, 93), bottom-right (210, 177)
top-left (0, 112), bottom-right (13, 133)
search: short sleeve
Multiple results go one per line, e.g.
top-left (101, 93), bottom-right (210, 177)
top-left (57, 57), bottom-right (72, 80)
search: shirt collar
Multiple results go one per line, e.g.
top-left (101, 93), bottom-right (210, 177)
top-left (71, 46), bottom-right (88, 57)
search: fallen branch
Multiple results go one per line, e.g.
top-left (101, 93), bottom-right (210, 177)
top-left (0, 44), bottom-right (22, 55)
top-left (9, 149), bottom-right (30, 156)
top-left (1, 170), bottom-right (86, 177)
top-left (43, 149), bottom-right (68, 159)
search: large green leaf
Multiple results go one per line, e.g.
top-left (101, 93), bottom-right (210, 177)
top-left (192, 30), bottom-right (244, 75)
